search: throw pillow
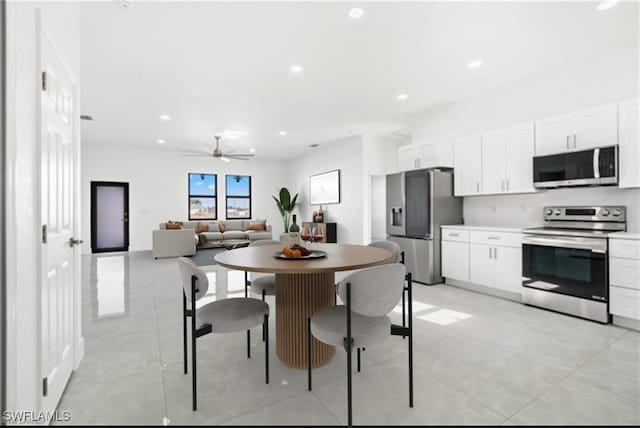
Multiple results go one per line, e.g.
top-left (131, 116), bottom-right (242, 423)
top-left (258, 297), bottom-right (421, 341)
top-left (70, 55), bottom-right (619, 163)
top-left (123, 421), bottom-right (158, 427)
top-left (166, 222), bottom-right (182, 230)
top-left (217, 222), bottom-right (225, 233)
top-left (247, 222), bottom-right (265, 231)
top-left (197, 222), bottom-right (209, 234)
top-left (207, 223), bottom-right (220, 232)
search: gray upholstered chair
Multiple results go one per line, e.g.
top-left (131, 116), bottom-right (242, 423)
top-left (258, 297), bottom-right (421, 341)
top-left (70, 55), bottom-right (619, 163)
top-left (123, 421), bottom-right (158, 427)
top-left (307, 263), bottom-right (413, 427)
top-left (368, 241), bottom-right (407, 335)
top-left (178, 257), bottom-right (270, 411)
top-left (244, 240), bottom-right (281, 341)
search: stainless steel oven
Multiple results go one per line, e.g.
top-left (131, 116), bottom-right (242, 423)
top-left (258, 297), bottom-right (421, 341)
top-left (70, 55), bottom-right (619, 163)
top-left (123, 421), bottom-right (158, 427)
top-left (522, 206), bottom-right (626, 323)
top-left (533, 145), bottom-right (618, 188)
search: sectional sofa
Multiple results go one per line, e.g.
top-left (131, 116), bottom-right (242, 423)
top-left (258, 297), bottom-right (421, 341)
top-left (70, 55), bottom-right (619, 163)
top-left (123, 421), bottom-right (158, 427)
top-left (152, 219), bottom-right (273, 258)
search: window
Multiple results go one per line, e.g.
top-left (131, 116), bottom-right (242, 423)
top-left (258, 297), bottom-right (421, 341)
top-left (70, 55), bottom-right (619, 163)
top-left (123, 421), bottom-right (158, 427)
top-left (225, 175), bottom-right (251, 219)
top-left (188, 173), bottom-right (217, 220)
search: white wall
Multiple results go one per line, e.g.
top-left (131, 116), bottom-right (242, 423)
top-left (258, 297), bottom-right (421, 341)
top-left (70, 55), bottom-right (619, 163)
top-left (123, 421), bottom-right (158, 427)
top-left (5, 0), bottom-right (81, 412)
top-left (287, 136), bottom-right (364, 244)
top-left (410, 43), bottom-right (640, 231)
top-left (81, 145), bottom-right (288, 253)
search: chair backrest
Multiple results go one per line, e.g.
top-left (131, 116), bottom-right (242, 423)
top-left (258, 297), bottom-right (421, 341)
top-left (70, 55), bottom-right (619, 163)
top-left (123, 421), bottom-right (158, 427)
top-left (249, 239), bottom-right (282, 247)
top-left (368, 240), bottom-right (402, 264)
top-left (177, 257), bottom-right (209, 304)
top-left (337, 263), bottom-right (406, 317)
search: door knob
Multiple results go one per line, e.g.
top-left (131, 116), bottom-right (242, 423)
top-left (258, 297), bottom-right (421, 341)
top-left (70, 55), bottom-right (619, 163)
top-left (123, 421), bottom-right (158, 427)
top-left (69, 238), bottom-right (84, 247)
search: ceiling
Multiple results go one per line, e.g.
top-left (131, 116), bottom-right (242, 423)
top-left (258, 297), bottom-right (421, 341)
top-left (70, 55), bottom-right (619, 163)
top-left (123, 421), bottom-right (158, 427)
top-left (79, 1), bottom-right (638, 159)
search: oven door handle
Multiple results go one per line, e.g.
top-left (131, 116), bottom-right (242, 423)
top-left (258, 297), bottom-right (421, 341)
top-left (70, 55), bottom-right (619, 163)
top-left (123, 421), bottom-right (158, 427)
top-left (522, 235), bottom-right (607, 253)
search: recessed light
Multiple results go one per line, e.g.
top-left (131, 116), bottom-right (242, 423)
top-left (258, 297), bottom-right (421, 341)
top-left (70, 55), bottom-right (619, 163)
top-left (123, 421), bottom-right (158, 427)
top-left (397, 93), bottom-right (408, 101)
top-left (279, 130), bottom-right (287, 136)
top-left (249, 148), bottom-right (256, 153)
top-left (597, 0), bottom-right (618, 10)
top-left (468, 59), bottom-right (483, 69)
top-left (348, 8), bottom-right (364, 19)
top-left (290, 65), bottom-right (303, 74)
top-left (310, 144), bottom-right (319, 148)
top-left (159, 114), bottom-right (171, 121)
top-left (156, 139), bottom-right (166, 144)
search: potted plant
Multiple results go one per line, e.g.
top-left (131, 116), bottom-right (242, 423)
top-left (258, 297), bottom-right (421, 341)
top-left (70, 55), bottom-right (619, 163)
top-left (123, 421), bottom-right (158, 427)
top-left (273, 187), bottom-right (298, 232)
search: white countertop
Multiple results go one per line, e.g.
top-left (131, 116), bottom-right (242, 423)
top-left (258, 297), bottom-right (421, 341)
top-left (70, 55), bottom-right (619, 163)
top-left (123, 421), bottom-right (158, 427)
top-left (609, 232), bottom-right (640, 240)
top-left (441, 225), bottom-right (524, 233)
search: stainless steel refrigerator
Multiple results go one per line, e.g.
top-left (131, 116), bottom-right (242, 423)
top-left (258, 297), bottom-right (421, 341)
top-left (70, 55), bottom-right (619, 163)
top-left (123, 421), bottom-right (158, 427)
top-left (386, 168), bottom-right (462, 284)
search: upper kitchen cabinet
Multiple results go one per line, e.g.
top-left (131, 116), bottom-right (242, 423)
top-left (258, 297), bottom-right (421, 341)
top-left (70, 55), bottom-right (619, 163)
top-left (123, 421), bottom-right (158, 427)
top-left (454, 134), bottom-right (482, 196)
top-left (535, 102), bottom-right (618, 156)
top-left (481, 122), bottom-right (536, 195)
top-left (618, 98), bottom-right (639, 188)
top-left (397, 142), bottom-right (454, 171)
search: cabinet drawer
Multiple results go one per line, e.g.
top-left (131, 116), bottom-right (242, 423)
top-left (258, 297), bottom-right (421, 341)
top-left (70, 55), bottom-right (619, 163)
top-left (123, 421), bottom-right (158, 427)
top-left (610, 286), bottom-right (640, 320)
top-left (610, 257), bottom-right (640, 290)
top-left (610, 239), bottom-right (640, 260)
top-left (442, 229), bottom-right (469, 242)
top-left (469, 231), bottom-right (521, 247)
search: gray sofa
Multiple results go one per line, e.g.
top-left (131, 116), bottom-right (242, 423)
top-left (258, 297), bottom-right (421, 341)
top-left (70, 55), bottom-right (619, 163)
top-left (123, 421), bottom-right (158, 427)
top-left (152, 219), bottom-right (273, 259)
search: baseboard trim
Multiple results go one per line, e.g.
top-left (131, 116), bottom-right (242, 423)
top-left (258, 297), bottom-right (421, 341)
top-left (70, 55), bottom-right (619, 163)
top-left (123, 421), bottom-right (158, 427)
top-left (612, 315), bottom-right (640, 332)
top-left (74, 336), bottom-right (84, 370)
top-left (445, 278), bottom-right (522, 302)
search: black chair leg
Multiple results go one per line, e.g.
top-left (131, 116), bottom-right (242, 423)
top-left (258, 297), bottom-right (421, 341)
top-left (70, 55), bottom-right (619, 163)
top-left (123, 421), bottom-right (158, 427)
top-left (262, 289), bottom-right (266, 342)
top-left (346, 282), bottom-right (353, 428)
top-left (402, 289), bottom-right (407, 339)
top-left (244, 271), bottom-right (248, 298)
top-left (264, 314), bottom-right (269, 384)
top-left (191, 279), bottom-right (198, 411)
top-left (357, 348), bottom-right (361, 373)
top-left (247, 329), bottom-right (251, 359)
top-left (407, 274), bottom-right (414, 408)
top-left (307, 317), bottom-right (312, 391)
top-left (183, 292), bottom-right (188, 375)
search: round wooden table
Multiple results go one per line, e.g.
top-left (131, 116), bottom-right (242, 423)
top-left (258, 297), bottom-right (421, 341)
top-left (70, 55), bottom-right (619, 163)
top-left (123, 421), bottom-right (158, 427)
top-left (214, 244), bottom-right (393, 368)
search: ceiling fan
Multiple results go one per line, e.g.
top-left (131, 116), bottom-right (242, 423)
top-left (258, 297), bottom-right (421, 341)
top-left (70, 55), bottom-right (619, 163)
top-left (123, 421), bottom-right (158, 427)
top-left (180, 135), bottom-right (255, 162)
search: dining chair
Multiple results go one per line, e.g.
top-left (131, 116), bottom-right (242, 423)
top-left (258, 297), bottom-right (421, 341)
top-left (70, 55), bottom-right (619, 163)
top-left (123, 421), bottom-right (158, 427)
top-left (307, 263), bottom-right (413, 428)
top-left (368, 241), bottom-right (407, 336)
top-left (244, 240), bottom-right (281, 341)
top-left (178, 257), bottom-right (270, 411)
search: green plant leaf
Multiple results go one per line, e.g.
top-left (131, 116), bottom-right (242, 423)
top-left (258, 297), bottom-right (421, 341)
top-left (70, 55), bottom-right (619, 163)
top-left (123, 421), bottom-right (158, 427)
top-left (272, 195), bottom-right (285, 216)
top-left (290, 194), bottom-right (298, 210)
top-left (279, 187), bottom-right (291, 209)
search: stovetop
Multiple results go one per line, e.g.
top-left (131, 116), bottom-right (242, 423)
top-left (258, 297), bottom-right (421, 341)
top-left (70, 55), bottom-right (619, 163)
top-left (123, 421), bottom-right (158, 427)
top-left (524, 227), bottom-right (618, 239)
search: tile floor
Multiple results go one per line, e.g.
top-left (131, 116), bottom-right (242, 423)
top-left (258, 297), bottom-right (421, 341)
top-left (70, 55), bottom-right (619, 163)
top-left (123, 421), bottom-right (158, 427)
top-left (56, 251), bottom-right (640, 425)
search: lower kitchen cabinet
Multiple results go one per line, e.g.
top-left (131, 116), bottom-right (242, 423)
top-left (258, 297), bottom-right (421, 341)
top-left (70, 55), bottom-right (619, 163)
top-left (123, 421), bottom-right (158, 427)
top-left (442, 226), bottom-right (522, 299)
top-left (609, 235), bottom-right (640, 323)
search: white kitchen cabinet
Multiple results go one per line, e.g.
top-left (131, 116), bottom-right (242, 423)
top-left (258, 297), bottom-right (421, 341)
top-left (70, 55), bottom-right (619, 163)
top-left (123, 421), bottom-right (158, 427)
top-left (398, 145), bottom-right (420, 171)
top-left (572, 103), bottom-right (618, 150)
top-left (442, 240), bottom-right (469, 282)
top-left (535, 103), bottom-right (618, 156)
top-left (453, 134), bottom-right (482, 196)
top-left (610, 236), bottom-right (640, 323)
top-left (469, 243), bottom-right (494, 287)
top-left (505, 122), bottom-right (535, 193)
top-left (535, 114), bottom-right (573, 156)
top-left (618, 98), bottom-right (639, 188)
top-left (481, 129), bottom-right (507, 194)
top-left (419, 142), bottom-right (454, 169)
top-left (493, 246), bottom-right (523, 294)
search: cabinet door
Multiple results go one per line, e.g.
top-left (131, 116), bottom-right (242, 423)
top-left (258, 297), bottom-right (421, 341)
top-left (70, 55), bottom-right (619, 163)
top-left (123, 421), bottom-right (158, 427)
top-left (442, 241), bottom-right (469, 282)
top-left (493, 246), bottom-right (522, 294)
top-left (573, 103), bottom-right (618, 150)
top-left (469, 243), bottom-right (493, 287)
top-left (481, 129), bottom-right (507, 194)
top-left (618, 98), bottom-right (639, 188)
top-left (505, 122), bottom-right (535, 193)
top-left (535, 114), bottom-right (573, 156)
top-left (419, 144), bottom-right (437, 169)
top-left (398, 145), bottom-right (419, 171)
top-left (453, 135), bottom-right (482, 196)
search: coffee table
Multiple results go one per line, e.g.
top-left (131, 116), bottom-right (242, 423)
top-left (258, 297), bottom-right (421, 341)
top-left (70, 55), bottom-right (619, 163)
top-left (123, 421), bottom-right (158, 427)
top-left (221, 239), bottom-right (251, 250)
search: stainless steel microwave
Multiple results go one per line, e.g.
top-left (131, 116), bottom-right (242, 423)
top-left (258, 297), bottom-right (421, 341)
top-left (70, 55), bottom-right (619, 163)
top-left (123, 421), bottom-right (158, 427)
top-left (533, 145), bottom-right (618, 188)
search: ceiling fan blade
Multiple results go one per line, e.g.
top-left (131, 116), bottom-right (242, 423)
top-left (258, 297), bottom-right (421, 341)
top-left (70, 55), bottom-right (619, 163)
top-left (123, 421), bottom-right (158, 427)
top-left (225, 153), bottom-right (255, 158)
top-left (180, 152), bottom-right (211, 157)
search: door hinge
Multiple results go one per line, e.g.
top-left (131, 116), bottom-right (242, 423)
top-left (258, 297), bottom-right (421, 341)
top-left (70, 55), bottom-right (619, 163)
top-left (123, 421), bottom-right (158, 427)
top-left (42, 377), bottom-right (48, 397)
top-left (41, 71), bottom-right (47, 91)
top-left (42, 224), bottom-right (47, 244)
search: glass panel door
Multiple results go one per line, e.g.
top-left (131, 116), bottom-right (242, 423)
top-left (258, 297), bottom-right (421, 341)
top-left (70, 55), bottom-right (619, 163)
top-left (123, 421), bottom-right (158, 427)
top-left (405, 170), bottom-right (430, 238)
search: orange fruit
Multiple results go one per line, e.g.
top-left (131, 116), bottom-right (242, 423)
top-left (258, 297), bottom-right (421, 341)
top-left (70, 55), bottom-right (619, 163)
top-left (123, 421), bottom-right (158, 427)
top-left (292, 249), bottom-right (302, 258)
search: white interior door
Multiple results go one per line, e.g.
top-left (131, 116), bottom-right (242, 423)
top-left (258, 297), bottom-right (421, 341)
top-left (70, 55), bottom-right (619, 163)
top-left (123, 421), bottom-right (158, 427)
top-left (40, 26), bottom-right (78, 414)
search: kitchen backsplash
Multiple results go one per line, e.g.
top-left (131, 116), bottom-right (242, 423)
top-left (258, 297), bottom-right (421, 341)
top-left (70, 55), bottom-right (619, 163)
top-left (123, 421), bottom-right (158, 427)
top-left (463, 187), bottom-right (640, 231)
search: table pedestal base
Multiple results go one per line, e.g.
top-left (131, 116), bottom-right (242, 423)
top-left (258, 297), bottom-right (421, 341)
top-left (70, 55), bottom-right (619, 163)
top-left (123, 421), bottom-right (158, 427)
top-left (275, 272), bottom-right (336, 368)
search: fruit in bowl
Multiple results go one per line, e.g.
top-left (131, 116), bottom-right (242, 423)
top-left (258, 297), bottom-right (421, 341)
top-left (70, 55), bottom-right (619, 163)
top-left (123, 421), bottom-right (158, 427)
top-left (281, 244), bottom-right (311, 258)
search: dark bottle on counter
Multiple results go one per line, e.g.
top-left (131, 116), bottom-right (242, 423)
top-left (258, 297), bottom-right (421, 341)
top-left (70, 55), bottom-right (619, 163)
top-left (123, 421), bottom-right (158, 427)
top-left (289, 214), bottom-right (300, 232)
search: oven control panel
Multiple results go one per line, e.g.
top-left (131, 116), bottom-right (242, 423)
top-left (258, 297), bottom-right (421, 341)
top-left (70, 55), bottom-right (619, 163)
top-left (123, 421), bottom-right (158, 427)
top-left (543, 206), bottom-right (626, 222)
